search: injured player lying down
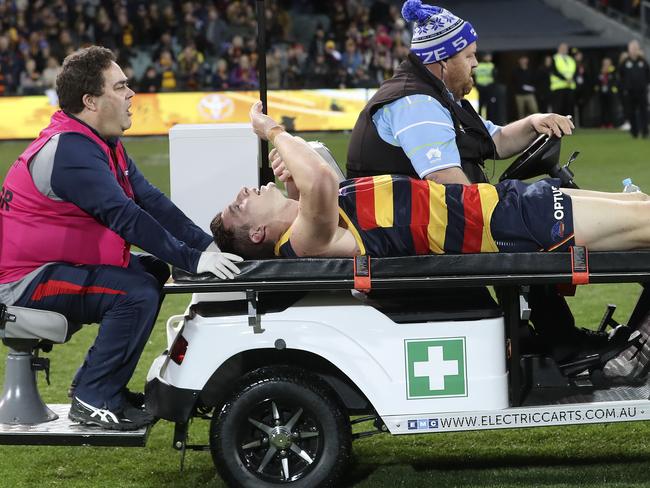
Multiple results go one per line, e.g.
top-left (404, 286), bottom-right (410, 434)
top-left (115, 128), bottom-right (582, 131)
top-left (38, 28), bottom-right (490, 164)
top-left (211, 102), bottom-right (650, 261)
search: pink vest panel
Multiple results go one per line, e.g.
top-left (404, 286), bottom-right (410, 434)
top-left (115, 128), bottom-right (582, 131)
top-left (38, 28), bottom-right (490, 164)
top-left (0, 111), bottom-right (134, 284)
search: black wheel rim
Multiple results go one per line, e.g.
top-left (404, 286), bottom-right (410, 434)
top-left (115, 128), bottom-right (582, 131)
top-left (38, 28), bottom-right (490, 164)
top-left (235, 397), bottom-right (323, 483)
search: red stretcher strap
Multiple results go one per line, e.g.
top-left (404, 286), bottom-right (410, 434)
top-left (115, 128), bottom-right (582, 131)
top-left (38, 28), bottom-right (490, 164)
top-left (570, 246), bottom-right (589, 285)
top-left (354, 255), bottom-right (371, 292)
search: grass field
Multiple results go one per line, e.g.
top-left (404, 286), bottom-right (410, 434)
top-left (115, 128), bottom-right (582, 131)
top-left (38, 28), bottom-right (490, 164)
top-left (1, 129), bottom-right (650, 487)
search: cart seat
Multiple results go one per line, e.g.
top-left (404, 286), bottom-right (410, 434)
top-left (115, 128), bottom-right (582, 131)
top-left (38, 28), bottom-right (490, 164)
top-left (0, 304), bottom-right (79, 425)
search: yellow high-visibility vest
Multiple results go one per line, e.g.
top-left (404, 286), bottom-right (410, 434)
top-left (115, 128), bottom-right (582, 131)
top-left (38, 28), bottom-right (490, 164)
top-left (474, 62), bottom-right (495, 86)
top-left (550, 54), bottom-right (576, 91)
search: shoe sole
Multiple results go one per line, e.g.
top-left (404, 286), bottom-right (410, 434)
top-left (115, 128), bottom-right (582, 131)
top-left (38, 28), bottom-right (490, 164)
top-left (68, 411), bottom-right (148, 431)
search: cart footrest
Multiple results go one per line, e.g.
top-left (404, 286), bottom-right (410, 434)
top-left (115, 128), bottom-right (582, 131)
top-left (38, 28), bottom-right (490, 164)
top-left (0, 404), bottom-right (150, 446)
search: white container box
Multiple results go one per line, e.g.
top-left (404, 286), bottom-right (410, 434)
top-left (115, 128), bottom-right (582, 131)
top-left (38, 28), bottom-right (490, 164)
top-left (169, 124), bottom-right (259, 233)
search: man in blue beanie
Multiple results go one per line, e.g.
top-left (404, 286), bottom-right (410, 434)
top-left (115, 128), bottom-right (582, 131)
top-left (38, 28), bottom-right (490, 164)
top-left (346, 1), bottom-right (630, 373)
top-left (348, 0), bottom-right (573, 184)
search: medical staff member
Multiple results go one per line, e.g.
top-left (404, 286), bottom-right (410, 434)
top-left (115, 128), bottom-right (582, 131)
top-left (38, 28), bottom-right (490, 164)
top-left (474, 52), bottom-right (495, 118)
top-left (618, 40), bottom-right (650, 138)
top-left (550, 42), bottom-right (577, 118)
top-left (0, 46), bottom-right (241, 430)
top-left (346, 0), bottom-right (619, 366)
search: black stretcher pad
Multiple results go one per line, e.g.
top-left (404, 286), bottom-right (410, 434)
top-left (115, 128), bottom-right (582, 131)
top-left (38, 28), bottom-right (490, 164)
top-left (166, 251), bottom-right (650, 293)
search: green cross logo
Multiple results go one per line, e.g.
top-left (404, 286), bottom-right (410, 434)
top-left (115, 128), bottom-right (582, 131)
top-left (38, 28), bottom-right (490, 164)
top-left (405, 338), bottom-right (467, 399)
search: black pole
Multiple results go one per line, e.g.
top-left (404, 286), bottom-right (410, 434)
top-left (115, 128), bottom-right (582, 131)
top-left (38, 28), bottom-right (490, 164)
top-left (256, 0), bottom-right (273, 184)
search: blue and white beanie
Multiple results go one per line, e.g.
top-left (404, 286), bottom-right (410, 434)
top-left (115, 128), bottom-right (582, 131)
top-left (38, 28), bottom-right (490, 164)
top-left (402, 0), bottom-right (478, 64)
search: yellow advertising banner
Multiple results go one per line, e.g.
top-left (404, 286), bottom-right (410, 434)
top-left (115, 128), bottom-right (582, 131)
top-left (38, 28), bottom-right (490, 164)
top-left (0, 89), bottom-right (376, 139)
top-left (0, 87), bottom-right (479, 139)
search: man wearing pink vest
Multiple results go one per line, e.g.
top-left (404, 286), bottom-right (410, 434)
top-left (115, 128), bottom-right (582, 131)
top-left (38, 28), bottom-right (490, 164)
top-left (0, 46), bottom-right (242, 430)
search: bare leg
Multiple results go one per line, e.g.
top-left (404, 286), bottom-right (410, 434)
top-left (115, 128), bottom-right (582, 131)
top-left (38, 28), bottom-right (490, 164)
top-left (562, 188), bottom-right (649, 202)
top-left (571, 196), bottom-right (650, 250)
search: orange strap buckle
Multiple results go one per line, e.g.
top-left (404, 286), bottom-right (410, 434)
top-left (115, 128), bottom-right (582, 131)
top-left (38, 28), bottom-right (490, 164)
top-left (354, 255), bottom-right (371, 292)
top-left (570, 246), bottom-right (589, 285)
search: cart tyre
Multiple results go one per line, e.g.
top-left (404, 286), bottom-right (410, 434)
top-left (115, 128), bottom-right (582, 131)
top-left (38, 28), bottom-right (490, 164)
top-left (209, 366), bottom-right (351, 488)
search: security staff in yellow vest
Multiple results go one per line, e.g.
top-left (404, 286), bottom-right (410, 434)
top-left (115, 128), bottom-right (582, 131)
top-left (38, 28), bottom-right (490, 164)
top-left (474, 52), bottom-right (495, 118)
top-left (550, 43), bottom-right (577, 118)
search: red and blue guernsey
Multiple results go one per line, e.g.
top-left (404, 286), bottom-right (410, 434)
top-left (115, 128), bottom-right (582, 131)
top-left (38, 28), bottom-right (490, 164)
top-left (0, 111), bottom-right (210, 285)
top-left (275, 175), bottom-right (500, 257)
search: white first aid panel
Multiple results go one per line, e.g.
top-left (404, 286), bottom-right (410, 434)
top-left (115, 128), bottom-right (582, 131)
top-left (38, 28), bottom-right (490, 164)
top-left (169, 124), bottom-right (259, 234)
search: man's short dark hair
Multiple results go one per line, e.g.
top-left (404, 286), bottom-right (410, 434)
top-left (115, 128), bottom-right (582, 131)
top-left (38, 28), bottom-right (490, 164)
top-left (56, 46), bottom-right (116, 114)
top-left (210, 212), bottom-right (275, 259)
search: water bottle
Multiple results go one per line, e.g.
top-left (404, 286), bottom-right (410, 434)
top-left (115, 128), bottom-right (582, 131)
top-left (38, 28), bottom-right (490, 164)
top-left (622, 178), bottom-right (641, 193)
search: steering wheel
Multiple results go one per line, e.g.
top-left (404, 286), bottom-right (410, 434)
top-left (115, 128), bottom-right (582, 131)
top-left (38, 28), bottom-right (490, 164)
top-left (499, 134), bottom-right (562, 182)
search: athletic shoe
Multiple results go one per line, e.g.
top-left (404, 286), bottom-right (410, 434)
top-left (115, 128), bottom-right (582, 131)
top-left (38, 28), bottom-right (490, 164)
top-left (603, 333), bottom-right (650, 380)
top-left (68, 396), bottom-right (153, 431)
top-left (68, 385), bottom-right (145, 410)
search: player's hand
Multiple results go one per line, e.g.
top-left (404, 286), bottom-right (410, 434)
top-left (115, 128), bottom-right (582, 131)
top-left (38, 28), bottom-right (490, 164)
top-left (270, 148), bottom-right (292, 182)
top-left (196, 251), bottom-right (243, 279)
top-left (530, 113), bottom-right (574, 138)
top-left (250, 101), bottom-right (282, 140)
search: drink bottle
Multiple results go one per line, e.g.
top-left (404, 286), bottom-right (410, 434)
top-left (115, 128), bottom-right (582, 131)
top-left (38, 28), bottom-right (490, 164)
top-left (622, 178), bottom-right (641, 193)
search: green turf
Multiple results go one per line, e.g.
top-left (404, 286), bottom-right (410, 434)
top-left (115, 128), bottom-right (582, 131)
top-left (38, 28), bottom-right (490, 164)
top-left (1, 129), bottom-right (650, 487)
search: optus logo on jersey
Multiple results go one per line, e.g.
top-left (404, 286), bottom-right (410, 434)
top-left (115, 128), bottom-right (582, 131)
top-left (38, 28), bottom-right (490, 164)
top-left (551, 186), bottom-right (564, 220)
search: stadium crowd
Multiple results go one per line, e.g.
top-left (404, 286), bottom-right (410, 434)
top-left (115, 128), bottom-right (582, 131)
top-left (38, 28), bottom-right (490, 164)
top-left (0, 0), bottom-right (647, 131)
top-left (0, 0), bottom-right (412, 95)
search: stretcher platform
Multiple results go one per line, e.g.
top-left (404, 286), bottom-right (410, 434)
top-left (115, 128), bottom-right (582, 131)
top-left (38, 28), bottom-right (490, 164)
top-left (166, 251), bottom-right (650, 293)
top-left (0, 404), bottom-right (150, 446)
top-left (166, 250), bottom-right (650, 409)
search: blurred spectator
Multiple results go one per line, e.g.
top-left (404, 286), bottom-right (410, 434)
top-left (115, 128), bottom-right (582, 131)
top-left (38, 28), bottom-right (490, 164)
top-left (306, 53), bottom-right (334, 88)
top-left (147, 3), bottom-right (164, 44)
top-left (266, 3), bottom-right (291, 45)
top-left (285, 43), bottom-right (306, 88)
top-left (93, 7), bottom-right (117, 51)
top-left (115, 7), bottom-right (135, 57)
top-left (160, 4), bottom-right (179, 39)
top-left (51, 29), bottom-right (76, 62)
top-left (325, 40), bottom-right (342, 63)
top-left (0, 35), bottom-right (20, 94)
top-left (139, 66), bottom-right (162, 93)
top-left (536, 55), bottom-right (553, 112)
top-left (0, 0), bottom-right (434, 94)
top-left (202, 5), bottom-right (229, 56)
top-left (550, 42), bottom-right (576, 118)
top-left (178, 5), bottom-right (201, 47)
top-left (513, 55), bottom-right (539, 118)
top-left (308, 25), bottom-right (327, 59)
top-left (225, 0), bottom-right (256, 38)
top-left (0, 64), bottom-right (6, 96)
top-left (573, 49), bottom-right (593, 127)
top-left (153, 32), bottom-right (178, 64)
top-left (266, 50), bottom-right (283, 89)
top-left (133, 3), bottom-right (153, 46)
top-left (156, 50), bottom-right (178, 92)
top-left (323, 39), bottom-right (343, 85)
top-left (211, 58), bottom-right (231, 90)
top-left (178, 42), bottom-right (205, 91)
top-left (331, 2), bottom-right (350, 44)
top-left (596, 57), bottom-right (618, 127)
top-left (350, 65), bottom-right (375, 88)
top-left (41, 55), bottom-right (61, 91)
top-left (392, 18), bottom-right (411, 47)
top-left (375, 25), bottom-right (393, 51)
top-left (229, 54), bottom-right (258, 89)
top-left (342, 39), bottom-right (363, 77)
top-left (19, 57), bottom-right (44, 95)
top-left (618, 39), bottom-right (650, 138)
